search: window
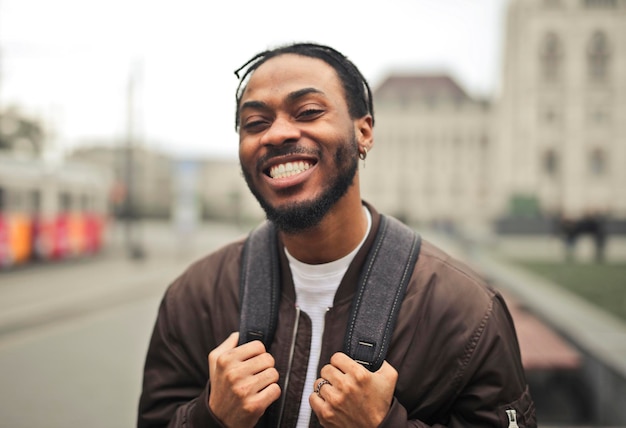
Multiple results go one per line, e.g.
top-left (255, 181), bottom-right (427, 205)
top-left (583, 0), bottom-right (617, 8)
top-left (540, 32), bottom-right (563, 81)
top-left (60, 192), bottom-right (72, 212)
top-left (588, 31), bottom-right (611, 82)
top-left (28, 190), bottom-right (40, 215)
top-left (543, 149), bottom-right (559, 176)
top-left (589, 105), bottom-right (611, 124)
top-left (540, 105), bottom-right (560, 124)
top-left (589, 148), bottom-right (607, 176)
top-left (544, 0), bottom-right (561, 7)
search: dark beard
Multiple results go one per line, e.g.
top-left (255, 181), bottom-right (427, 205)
top-left (242, 135), bottom-right (359, 234)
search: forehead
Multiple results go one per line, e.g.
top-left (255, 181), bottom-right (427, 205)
top-left (241, 54), bottom-right (345, 103)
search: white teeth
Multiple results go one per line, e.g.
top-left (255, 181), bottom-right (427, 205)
top-left (269, 161), bottom-right (311, 179)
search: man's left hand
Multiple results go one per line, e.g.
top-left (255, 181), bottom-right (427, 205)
top-left (309, 352), bottom-right (398, 428)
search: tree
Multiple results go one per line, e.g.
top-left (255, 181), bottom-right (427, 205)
top-left (0, 107), bottom-right (45, 156)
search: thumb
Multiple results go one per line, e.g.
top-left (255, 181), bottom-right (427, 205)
top-left (376, 360), bottom-right (399, 382)
top-left (208, 332), bottom-right (239, 373)
top-left (216, 332), bottom-right (240, 353)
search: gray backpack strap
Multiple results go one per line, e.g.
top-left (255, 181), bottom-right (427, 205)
top-left (238, 221), bottom-right (281, 348)
top-left (343, 215), bottom-right (421, 372)
top-left (238, 215), bottom-right (421, 374)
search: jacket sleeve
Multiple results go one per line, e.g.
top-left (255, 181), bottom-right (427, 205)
top-left (137, 283), bottom-right (225, 428)
top-left (378, 293), bottom-right (537, 428)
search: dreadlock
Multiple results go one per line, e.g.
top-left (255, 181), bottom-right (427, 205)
top-left (233, 42), bottom-right (374, 130)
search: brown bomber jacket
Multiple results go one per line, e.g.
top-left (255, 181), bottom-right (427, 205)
top-left (137, 204), bottom-right (536, 427)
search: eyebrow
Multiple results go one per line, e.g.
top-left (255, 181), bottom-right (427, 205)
top-left (239, 87), bottom-right (326, 112)
top-left (287, 87), bottom-right (324, 102)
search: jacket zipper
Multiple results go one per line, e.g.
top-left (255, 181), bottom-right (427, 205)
top-left (276, 306), bottom-right (300, 428)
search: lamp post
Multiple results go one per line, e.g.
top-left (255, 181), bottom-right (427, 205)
top-left (124, 60), bottom-right (145, 260)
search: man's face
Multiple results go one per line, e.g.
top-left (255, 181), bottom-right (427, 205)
top-left (237, 54), bottom-right (362, 233)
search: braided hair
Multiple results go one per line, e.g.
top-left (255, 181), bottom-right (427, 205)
top-left (234, 42), bottom-right (374, 130)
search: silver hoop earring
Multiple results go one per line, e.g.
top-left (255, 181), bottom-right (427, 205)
top-left (359, 147), bottom-right (368, 161)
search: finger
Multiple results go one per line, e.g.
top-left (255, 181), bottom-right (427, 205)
top-left (329, 352), bottom-right (362, 374)
top-left (217, 332), bottom-right (240, 353)
top-left (257, 382), bottom-right (281, 405)
top-left (320, 363), bottom-right (344, 386)
top-left (234, 366), bottom-right (280, 399)
top-left (238, 339), bottom-right (271, 361)
top-left (309, 385), bottom-right (325, 413)
top-left (309, 384), bottom-right (326, 407)
top-left (313, 378), bottom-right (333, 398)
top-left (251, 366), bottom-right (280, 392)
top-left (311, 378), bottom-right (333, 406)
top-left (208, 332), bottom-right (239, 374)
top-left (377, 360), bottom-right (399, 383)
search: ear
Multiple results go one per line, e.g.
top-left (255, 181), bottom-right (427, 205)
top-left (355, 115), bottom-right (374, 152)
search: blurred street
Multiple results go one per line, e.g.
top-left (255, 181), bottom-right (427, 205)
top-left (1, 220), bottom-right (625, 427)
top-left (0, 220), bottom-right (246, 428)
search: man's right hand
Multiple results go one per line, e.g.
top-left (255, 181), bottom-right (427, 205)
top-left (208, 332), bottom-right (281, 428)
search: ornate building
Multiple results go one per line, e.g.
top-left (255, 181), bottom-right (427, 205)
top-left (495, 0), bottom-right (626, 221)
top-left (361, 75), bottom-right (493, 228)
top-left (362, 0), bottom-right (626, 230)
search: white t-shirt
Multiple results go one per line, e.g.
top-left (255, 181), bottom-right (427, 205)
top-left (285, 206), bottom-right (372, 428)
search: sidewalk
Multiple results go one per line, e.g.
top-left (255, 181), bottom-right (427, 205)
top-left (424, 229), bottom-right (626, 376)
top-left (0, 220), bottom-right (247, 342)
top-left (424, 228), bottom-right (626, 424)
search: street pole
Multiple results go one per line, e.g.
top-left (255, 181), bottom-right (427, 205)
top-left (125, 60), bottom-right (145, 260)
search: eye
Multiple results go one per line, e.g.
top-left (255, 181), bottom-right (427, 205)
top-left (296, 105), bottom-right (325, 121)
top-left (242, 116), bottom-right (270, 133)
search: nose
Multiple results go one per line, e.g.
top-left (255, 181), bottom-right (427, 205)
top-left (259, 116), bottom-right (300, 146)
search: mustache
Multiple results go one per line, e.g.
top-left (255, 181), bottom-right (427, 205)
top-left (257, 145), bottom-right (321, 170)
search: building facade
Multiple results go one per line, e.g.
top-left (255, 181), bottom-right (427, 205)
top-left (495, 0), bottom-right (626, 221)
top-left (68, 144), bottom-right (173, 218)
top-left (361, 75), bottom-right (493, 228)
top-left (363, 0), bottom-right (626, 230)
top-left (67, 144), bottom-right (264, 223)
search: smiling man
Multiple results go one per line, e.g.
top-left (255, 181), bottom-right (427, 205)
top-left (138, 43), bottom-right (536, 428)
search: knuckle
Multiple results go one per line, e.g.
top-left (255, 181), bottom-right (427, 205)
top-left (332, 392), bottom-right (346, 407)
top-left (233, 381), bottom-right (251, 399)
top-left (353, 369), bottom-right (369, 385)
top-left (320, 406), bottom-right (335, 421)
top-left (389, 367), bottom-right (399, 382)
top-left (268, 383), bottom-right (282, 399)
top-left (262, 352), bottom-right (275, 367)
top-left (268, 367), bottom-right (279, 382)
top-left (241, 400), bottom-right (263, 417)
top-left (251, 340), bottom-right (266, 353)
top-left (225, 367), bottom-right (241, 384)
top-left (214, 350), bottom-right (236, 369)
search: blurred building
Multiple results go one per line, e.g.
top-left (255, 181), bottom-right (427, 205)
top-left (67, 144), bottom-right (263, 223)
top-left (197, 158), bottom-right (263, 224)
top-left (363, 0), bottom-right (626, 231)
top-left (361, 76), bottom-right (493, 228)
top-left (68, 144), bottom-right (173, 219)
top-left (495, 0), bottom-right (626, 222)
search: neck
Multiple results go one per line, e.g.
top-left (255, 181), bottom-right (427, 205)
top-left (280, 192), bottom-right (367, 265)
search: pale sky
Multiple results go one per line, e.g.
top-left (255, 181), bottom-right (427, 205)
top-left (0, 0), bottom-right (509, 159)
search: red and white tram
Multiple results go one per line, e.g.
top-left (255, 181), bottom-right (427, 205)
top-left (0, 154), bottom-right (111, 268)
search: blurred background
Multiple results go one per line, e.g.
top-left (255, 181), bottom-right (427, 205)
top-left (1, 0), bottom-right (625, 426)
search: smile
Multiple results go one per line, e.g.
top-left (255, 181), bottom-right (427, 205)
top-left (269, 161), bottom-right (313, 179)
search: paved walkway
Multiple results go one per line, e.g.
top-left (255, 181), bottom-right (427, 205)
top-left (0, 220), bottom-right (248, 343)
top-left (3, 219), bottom-right (625, 425)
top-left (424, 229), bottom-right (626, 378)
top-left (3, 220), bottom-right (626, 376)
